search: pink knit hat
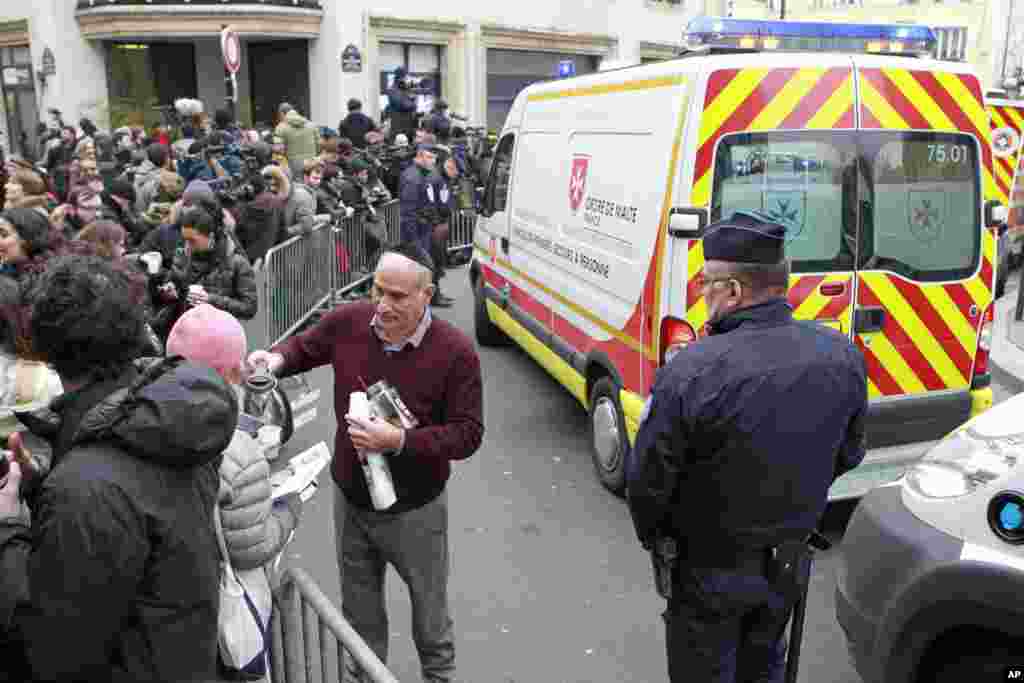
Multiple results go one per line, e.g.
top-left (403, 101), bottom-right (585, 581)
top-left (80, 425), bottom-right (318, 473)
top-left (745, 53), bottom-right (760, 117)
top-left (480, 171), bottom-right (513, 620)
top-left (166, 304), bottom-right (247, 374)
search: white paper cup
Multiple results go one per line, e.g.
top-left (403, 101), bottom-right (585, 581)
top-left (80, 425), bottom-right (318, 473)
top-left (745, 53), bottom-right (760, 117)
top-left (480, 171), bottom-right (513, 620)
top-left (140, 251), bottom-right (162, 275)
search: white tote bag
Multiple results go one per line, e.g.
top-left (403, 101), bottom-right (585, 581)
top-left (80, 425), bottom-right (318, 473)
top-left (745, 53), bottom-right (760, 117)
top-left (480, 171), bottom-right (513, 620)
top-left (213, 507), bottom-right (273, 680)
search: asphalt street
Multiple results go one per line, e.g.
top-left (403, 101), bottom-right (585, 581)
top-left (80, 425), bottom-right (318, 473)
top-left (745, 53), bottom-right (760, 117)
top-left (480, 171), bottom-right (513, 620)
top-left (273, 265), bottom-right (1016, 683)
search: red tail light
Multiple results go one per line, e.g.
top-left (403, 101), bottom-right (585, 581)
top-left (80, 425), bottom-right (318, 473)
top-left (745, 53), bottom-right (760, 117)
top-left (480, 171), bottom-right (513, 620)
top-left (660, 317), bottom-right (697, 365)
top-left (973, 305), bottom-right (994, 378)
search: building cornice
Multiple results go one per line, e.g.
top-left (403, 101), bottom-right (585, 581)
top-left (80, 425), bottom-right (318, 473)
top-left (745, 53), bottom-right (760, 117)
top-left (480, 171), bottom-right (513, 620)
top-left (75, 4), bottom-right (322, 40)
top-left (367, 14), bottom-right (467, 35)
top-left (480, 23), bottom-right (617, 54)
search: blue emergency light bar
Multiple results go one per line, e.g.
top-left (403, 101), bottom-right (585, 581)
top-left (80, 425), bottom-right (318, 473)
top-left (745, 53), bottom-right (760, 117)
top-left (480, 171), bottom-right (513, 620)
top-left (682, 17), bottom-right (936, 57)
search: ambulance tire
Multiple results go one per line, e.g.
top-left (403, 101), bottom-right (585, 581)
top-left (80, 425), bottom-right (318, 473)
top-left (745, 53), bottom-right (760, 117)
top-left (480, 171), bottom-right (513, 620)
top-left (920, 634), bottom-right (1018, 683)
top-left (474, 277), bottom-right (509, 347)
top-left (589, 377), bottom-right (629, 496)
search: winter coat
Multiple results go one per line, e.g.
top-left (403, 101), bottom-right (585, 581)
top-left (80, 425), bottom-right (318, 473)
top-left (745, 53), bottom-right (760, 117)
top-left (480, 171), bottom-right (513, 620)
top-left (274, 110), bottom-right (319, 179)
top-left (218, 429), bottom-right (301, 570)
top-left (164, 230), bottom-right (257, 323)
top-left (338, 111), bottom-right (379, 150)
top-left (0, 357), bottom-right (233, 682)
top-left (283, 182), bottom-right (316, 238)
top-left (132, 159), bottom-right (162, 214)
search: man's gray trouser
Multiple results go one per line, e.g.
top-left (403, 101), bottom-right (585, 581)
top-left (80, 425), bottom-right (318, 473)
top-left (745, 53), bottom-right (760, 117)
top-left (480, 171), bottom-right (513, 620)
top-left (333, 487), bottom-right (455, 683)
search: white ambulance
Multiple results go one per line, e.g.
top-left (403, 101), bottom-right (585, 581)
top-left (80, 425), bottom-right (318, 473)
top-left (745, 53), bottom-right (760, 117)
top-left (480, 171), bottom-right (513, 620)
top-left (469, 18), bottom-right (1003, 498)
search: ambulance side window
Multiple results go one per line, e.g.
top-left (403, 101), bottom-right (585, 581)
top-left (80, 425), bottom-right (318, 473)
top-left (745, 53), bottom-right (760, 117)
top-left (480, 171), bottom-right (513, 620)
top-left (710, 131), bottom-right (858, 273)
top-left (485, 133), bottom-right (516, 214)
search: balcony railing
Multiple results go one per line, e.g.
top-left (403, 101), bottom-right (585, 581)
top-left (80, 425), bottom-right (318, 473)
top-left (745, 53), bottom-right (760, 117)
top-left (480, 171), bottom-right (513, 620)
top-left (77, 0), bottom-right (323, 8)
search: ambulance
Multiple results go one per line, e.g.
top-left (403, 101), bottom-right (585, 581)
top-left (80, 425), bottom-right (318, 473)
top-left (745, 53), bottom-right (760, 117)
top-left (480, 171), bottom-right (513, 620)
top-left (987, 95), bottom-right (1024, 296)
top-left (469, 18), bottom-right (1003, 499)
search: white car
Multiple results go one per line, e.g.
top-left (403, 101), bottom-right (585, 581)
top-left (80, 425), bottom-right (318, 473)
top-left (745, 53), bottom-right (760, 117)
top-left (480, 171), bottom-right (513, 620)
top-left (835, 394), bottom-right (1024, 682)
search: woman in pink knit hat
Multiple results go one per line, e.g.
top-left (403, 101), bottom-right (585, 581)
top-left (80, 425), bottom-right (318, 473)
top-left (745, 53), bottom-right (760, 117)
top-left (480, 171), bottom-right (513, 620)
top-left (166, 303), bottom-right (302, 573)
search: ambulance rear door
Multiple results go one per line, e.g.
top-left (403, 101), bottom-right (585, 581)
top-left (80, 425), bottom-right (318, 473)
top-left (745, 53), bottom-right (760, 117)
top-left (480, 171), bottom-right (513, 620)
top-left (687, 53), bottom-right (861, 341)
top-left (852, 57), bottom-right (994, 446)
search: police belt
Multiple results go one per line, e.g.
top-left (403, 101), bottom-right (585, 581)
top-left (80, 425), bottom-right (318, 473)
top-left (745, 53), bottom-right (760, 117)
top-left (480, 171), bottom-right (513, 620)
top-left (678, 543), bottom-right (774, 573)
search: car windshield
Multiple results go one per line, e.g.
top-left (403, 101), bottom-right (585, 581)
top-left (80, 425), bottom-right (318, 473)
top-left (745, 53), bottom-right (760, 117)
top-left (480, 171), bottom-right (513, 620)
top-left (711, 130), bottom-right (981, 281)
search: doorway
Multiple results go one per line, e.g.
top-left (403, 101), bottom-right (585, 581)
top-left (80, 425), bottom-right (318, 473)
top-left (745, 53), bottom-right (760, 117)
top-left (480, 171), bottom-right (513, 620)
top-left (249, 41), bottom-right (311, 130)
top-left (0, 45), bottom-right (38, 159)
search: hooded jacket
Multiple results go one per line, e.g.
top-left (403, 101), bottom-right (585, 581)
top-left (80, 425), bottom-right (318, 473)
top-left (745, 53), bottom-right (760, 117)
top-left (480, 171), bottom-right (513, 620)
top-left (274, 110), bottom-right (319, 176)
top-left (0, 357), bottom-right (236, 682)
top-left (237, 167), bottom-right (290, 265)
top-left (132, 159), bottom-right (162, 214)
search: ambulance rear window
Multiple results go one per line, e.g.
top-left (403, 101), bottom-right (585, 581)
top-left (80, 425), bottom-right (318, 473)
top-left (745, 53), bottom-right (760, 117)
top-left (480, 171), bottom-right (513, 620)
top-left (861, 132), bottom-right (980, 282)
top-left (710, 131), bottom-right (858, 273)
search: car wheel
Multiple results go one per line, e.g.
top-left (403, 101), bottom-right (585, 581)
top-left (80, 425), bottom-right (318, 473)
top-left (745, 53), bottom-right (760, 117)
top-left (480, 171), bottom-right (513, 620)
top-left (589, 377), bottom-right (629, 495)
top-left (918, 633), bottom-right (1021, 683)
top-left (474, 276), bottom-right (508, 347)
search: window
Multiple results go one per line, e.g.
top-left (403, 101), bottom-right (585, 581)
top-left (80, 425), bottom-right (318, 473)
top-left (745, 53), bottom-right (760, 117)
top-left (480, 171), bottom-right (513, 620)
top-left (711, 131), bottom-right (859, 272)
top-left (486, 133), bottom-right (515, 213)
top-left (106, 43), bottom-right (197, 129)
top-left (861, 132), bottom-right (980, 281)
top-left (379, 42), bottom-right (442, 115)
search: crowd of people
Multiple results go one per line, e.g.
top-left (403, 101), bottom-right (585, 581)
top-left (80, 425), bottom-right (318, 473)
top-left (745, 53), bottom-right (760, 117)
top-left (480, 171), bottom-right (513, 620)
top-left (0, 66), bottom-right (493, 680)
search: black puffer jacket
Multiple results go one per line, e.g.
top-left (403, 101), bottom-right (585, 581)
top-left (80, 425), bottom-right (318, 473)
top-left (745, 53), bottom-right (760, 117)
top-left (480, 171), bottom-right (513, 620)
top-left (153, 231), bottom-right (258, 339)
top-left (0, 357), bottom-right (237, 682)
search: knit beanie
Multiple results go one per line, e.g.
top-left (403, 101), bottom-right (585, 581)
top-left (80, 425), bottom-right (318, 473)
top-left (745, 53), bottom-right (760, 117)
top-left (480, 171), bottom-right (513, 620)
top-left (166, 303), bottom-right (247, 375)
top-left (183, 179), bottom-right (215, 206)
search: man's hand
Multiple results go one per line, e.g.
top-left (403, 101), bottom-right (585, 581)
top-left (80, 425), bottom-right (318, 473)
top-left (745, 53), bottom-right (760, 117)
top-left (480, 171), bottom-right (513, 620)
top-left (345, 414), bottom-right (402, 454)
top-left (0, 453), bottom-right (23, 519)
top-left (246, 350), bottom-right (285, 376)
top-left (158, 281), bottom-right (179, 302)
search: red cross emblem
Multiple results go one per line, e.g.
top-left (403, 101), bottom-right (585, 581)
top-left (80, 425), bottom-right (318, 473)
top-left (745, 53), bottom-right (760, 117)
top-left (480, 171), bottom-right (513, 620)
top-left (569, 155), bottom-right (590, 213)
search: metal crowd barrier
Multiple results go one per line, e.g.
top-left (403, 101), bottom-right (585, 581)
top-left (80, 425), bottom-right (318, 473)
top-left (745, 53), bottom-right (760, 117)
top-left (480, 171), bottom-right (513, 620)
top-left (271, 567), bottom-right (399, 683)
top-left (244, 199), bottom-right (477, 351)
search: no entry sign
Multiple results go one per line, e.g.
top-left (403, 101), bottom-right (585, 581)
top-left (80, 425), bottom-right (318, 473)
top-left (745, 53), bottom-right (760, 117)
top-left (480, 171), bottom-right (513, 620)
top-left (221, 26), bottom-right (241, 74)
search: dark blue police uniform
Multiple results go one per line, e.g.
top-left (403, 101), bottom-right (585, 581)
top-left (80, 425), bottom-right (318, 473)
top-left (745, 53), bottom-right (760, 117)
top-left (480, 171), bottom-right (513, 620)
top-left (627, 211), bottom-right (868, 683)
top-left (399, 148), bottom-right (441, 256)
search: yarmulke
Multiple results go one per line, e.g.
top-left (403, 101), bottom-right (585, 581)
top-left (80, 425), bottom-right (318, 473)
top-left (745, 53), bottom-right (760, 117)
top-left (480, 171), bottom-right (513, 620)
top-left (703, 210), bottom-right (788, 264)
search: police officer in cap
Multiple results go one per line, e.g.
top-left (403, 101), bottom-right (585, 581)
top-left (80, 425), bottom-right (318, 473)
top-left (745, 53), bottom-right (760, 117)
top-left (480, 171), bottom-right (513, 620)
top-left (626, 210), bottom-right (868, 683)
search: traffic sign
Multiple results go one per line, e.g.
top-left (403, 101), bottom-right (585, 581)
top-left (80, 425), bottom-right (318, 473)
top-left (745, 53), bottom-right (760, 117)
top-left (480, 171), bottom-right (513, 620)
top-left (558, 60), bottom-right (576, 78)
top-left (221, 26), bottom-right (241, 74)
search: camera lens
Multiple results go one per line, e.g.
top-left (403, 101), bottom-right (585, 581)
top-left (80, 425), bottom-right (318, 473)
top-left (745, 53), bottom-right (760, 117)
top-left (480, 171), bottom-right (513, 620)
top-left (988, 492), bottom-right (1024, 544)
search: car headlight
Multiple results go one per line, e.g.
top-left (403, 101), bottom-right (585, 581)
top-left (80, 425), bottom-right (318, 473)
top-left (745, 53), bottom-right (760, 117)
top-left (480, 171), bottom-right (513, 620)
top-left (905, 422), bottom-right (1023, 499)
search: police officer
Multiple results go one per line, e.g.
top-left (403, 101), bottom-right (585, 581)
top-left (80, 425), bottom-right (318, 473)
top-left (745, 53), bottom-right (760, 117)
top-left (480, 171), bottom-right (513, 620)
top-left (626, 210), bottom-right (868, 683)
top-left (399, 144), bottom-right (453, 307)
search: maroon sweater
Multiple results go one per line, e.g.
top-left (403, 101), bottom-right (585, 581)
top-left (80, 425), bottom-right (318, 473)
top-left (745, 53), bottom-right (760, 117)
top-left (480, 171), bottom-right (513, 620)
top-left (273, 301), bottom-right (484, 513)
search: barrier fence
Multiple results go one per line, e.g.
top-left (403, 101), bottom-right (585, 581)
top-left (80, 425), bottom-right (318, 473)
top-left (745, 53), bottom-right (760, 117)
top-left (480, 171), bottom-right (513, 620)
top-left (243, 200), bottom-right (477, 351)
top-left (271, 567), bottom-right (399, 683)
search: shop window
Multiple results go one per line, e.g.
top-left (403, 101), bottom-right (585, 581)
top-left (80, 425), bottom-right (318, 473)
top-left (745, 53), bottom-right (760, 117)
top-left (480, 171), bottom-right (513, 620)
top-left (107, 42), bottom-right (197, 131)
top-left (379, 42), bottom-right (443, 116)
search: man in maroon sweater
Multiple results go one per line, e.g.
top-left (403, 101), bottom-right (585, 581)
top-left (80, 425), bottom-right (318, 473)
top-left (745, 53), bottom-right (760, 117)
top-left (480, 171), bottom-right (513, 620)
top-left (248, 242), bottom-right (483, 682)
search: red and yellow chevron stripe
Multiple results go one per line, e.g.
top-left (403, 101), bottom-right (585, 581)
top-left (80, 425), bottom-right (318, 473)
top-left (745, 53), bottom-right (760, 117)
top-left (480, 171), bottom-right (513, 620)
top-left (859, 68), bottom-right (997, 203)
top-left (856, 230), bottom-right (992, 397)
top-left (691, 67), bottom-right (855, 207)
top-left (987, 102), bottom-right (1024, 205)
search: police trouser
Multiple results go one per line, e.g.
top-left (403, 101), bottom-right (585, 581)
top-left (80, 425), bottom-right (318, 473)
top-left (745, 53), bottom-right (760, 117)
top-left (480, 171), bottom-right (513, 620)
top-left (663, 552), bottom-right (794, 683)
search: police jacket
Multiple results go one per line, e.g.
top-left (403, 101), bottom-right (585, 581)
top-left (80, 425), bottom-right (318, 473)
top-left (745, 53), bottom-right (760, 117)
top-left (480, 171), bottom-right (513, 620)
top-left (626, 298), bottom-right (867, 558)
top-left (399, 164), bottom-right (440, 238)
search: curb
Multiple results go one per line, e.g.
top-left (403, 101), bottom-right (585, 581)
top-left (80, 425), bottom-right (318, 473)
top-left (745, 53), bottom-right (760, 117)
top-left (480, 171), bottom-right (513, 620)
top-left (989, 358), bottom-right (1024, 396)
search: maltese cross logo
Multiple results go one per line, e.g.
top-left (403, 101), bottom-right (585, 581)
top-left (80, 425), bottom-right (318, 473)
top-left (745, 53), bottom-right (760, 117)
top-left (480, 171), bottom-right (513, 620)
top-left (569, 155), bottom-right (590, 213)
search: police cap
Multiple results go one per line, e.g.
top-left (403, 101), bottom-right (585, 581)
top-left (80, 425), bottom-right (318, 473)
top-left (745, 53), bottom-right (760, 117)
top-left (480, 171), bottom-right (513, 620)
top-left (702, 210), bottom-right (788, 264)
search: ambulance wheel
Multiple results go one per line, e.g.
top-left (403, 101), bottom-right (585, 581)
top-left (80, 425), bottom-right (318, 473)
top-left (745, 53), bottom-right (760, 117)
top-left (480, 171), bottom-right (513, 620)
top-left (474, 277), bottom-right (508, 347)
top-left (919, 632), bottom-right (1019, 683)
top-left (589, 377), bottom-right (628, 495)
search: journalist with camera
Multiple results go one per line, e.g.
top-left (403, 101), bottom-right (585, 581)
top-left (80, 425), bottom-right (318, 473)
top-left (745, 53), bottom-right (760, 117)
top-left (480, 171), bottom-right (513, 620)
top-left (626, 211), bottom-right (868, 683)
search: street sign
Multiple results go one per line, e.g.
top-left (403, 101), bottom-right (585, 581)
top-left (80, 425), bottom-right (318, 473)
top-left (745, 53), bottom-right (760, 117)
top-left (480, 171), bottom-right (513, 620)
top-left (341, 44), bottom-right (363, 73)
top-left (558, 59), bottom-right (576, 78)
top-left (220, 26), bottom-right (241, 75)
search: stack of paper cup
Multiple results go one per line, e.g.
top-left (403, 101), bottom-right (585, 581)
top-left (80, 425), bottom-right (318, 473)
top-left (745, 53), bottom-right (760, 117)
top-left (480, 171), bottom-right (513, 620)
top-left (257, 425), bottom-right (283, 461)
top-left (349, 391), bottom-right (397, 510)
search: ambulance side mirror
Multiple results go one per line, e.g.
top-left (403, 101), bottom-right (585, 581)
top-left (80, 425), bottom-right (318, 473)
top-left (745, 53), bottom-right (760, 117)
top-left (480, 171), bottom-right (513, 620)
top-left (668, 208), bottom-right (708, 238)
top-left (985, 200), bottom-right (1007, 228)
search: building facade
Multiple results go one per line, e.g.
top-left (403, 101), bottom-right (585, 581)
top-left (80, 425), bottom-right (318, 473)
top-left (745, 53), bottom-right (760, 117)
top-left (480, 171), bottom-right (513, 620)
top-left (0, 0), bottom-right (698, 157)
